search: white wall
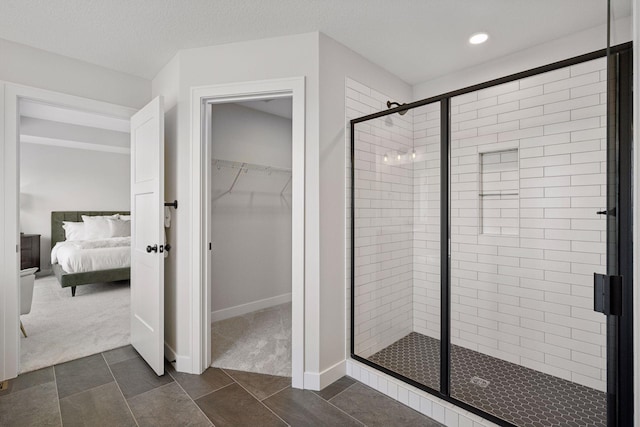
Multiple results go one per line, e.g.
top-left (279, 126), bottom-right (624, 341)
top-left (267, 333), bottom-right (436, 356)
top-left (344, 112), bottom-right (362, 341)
top-left (19, 142), bottom-right (130, 271)
top-left (0, 38), bottom-right (150, 109)
top-left (210, 103), bottom-right (292, 314)
top-left (20, 117), bottom-right (129, 149)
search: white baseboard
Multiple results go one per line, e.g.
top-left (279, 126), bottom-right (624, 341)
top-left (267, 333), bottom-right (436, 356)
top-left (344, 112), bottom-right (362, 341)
top-left (164, 341), bottom-right (178, 363)
top-left (303, 359), bottom-right (347, 391)
top-left (164, 342), bottom-right (192, 373)
top-left (174, 355), bottom-right (192, 373)
top-left (211, 293), bottom-right (292, 322)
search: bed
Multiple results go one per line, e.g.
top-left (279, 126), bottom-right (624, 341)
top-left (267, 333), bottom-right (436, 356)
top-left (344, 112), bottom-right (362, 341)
top-left (51, 211), bottom-right (131, 297)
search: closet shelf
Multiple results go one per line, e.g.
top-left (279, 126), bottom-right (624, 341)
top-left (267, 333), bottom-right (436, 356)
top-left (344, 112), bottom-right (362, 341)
top-left (212, 158), bottom-right (292, 195)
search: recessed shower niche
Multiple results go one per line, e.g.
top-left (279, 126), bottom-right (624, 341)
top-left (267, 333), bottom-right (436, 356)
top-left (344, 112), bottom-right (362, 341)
top-left (478, 149), bottom-right (519, 236)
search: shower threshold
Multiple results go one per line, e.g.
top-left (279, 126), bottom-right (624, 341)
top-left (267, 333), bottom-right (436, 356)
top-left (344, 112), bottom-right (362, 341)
top-left (368, 332), bottom-right (605, 427)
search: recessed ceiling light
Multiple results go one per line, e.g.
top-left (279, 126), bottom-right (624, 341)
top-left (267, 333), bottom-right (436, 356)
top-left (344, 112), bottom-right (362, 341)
top-left (469, 33), bottom-right (489, 45)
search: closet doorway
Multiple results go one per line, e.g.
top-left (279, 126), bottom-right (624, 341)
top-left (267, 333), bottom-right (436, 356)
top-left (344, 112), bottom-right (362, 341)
top-left (209, 98), bottom-right (294, 381)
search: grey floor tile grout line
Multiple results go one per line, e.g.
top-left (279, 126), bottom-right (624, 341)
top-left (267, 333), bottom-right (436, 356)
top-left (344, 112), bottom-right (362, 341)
top-left (258, 382), bottom-right (292, 402)
top-left (189, 369), bottom-right (236, 400)
top-left (52, 378), bottom-right (120, 401)
top-left (219, 367), bottom-right (290, 402)
top-left (307, 385), bottom-right (367, 427)
top-left (193, 379), bottom-right (237, 403)
top-left (51, 366), bottom-right (64, 427)
top-left (324, 382), bottom-right (374, 427)
top-left (166, 367), bottom-right (216, 426)
top-left (101, 353), bottom-right (140, 427)
top-left (227, 374), bottom-right (292, 426)
top-left (326, 380), bottom-right (358, 403)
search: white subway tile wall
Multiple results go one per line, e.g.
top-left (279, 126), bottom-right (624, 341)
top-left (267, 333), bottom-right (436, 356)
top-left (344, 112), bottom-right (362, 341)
top-left (448, 57), bottom-right (607, 392)
top-left (347, 78), bottom-right (415, 357)
top-left (413, 103), bottom-right (441, 340)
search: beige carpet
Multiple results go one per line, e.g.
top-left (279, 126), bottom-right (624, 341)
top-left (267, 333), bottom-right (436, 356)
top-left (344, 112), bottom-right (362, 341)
top-left (211, 302), bottom-right (291, 377)
top-left (20, 275), bottom-right (130, 373)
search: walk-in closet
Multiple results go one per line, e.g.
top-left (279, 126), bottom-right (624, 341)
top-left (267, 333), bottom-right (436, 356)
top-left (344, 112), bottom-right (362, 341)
top-left (209, 98), bottom-right (293, 378)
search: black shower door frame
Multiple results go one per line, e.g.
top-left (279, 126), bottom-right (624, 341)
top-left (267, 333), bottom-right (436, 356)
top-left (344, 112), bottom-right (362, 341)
top-left (350, 42), bottom-right (633, 427)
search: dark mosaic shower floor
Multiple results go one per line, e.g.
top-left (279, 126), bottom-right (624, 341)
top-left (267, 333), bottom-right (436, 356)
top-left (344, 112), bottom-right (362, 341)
top-left (369, 332), bottom-right (606, 427)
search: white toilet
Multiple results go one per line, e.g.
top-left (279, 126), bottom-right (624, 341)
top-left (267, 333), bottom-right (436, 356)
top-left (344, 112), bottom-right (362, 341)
top-left (19, 267), bottom-right (38, 337)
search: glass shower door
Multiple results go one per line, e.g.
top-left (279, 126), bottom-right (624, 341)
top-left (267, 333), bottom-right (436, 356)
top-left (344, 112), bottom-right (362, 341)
top-left (447, 50), bottom-right (633, 426)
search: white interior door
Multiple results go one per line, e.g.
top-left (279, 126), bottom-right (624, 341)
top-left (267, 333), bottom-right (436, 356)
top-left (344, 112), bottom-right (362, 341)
top-left (130, 96), bottom-right (165, 375)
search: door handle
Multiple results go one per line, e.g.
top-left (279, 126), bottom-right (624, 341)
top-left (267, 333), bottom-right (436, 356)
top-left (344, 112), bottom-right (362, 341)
top-left (594, 273), bottom-right (623, 316)
top-left (146, 244), bottom-right (158, 253)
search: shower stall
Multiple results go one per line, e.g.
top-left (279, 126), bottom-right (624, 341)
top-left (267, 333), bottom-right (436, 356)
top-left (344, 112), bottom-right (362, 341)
top-left (350, 45), bottom-right (633, 426)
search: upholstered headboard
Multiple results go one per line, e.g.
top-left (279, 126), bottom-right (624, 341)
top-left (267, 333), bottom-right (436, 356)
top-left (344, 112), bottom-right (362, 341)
top-left (51, 211), bottom-right (130, 248)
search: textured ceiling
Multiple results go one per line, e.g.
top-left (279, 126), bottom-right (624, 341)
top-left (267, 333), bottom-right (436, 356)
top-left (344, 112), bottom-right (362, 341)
top-left (0, 0), bottom-right (630, 84)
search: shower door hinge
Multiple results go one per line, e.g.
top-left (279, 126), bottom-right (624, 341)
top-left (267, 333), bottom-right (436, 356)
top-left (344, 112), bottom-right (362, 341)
top-left (594, 273), bottom-right (623, 316)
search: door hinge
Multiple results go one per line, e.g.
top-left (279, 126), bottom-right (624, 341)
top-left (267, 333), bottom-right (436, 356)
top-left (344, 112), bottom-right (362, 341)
top-left (594, 273), bottom-right (623, 316)
top-left (596, 207), bottom-right (616, 217)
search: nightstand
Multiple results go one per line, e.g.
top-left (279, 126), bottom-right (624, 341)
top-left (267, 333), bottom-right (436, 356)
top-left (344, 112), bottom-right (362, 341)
top-left (20, 233), bottom-right (41, 272)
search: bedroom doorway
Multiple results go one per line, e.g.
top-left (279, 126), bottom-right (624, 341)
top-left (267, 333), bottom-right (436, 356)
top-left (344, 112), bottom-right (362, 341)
top-left (0, 82), bottom-right (144, 380)
top-left (17, 99), bottom-right (133, 373)
top-left (208, 97), bottom-right (293, 381)
top-left (2, 84), bottom-right (166, 382)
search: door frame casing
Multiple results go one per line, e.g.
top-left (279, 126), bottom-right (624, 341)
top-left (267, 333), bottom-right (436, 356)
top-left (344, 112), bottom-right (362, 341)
top-left (0, 82), bottom-right (136, 381)
top-left (190, 77), bottom-right (305, 388)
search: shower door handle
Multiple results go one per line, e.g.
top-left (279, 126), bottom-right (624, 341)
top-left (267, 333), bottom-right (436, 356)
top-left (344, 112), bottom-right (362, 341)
top-left (593, 273), bottom-right (622, 316)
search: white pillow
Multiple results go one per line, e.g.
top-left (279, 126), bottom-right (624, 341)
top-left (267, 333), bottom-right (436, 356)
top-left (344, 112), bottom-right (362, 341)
top-left (107, 218), bottom-right (131, 237)
top-left (119, 215), bottom-right (131, 221)
top-left (82, 215), bottom-right (114, 240)
top-left (62, 221), bottom-right (85, 241)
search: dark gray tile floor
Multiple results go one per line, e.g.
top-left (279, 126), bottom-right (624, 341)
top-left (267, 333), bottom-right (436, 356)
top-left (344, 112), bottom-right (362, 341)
top-left (369, 332), bottom-right (606, 427)
top-left (0, 346), bottom-right (444, 427)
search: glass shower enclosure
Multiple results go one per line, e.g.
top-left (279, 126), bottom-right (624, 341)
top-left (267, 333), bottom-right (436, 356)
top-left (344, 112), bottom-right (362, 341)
top-left (350, 45), bottom-right (633, 427)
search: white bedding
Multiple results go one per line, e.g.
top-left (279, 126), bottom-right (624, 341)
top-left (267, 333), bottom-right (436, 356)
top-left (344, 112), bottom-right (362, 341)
top-left (51, 237), bottom-right (131, 274)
